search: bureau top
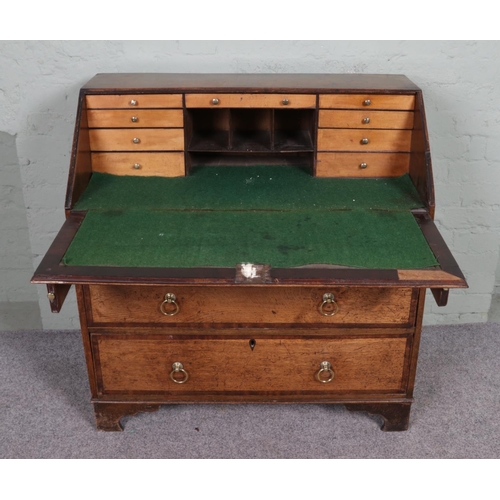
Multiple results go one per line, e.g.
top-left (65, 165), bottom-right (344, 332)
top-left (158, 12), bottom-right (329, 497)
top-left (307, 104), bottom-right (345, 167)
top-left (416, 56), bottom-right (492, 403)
top-left (81, 73), bottom-right (421, 93)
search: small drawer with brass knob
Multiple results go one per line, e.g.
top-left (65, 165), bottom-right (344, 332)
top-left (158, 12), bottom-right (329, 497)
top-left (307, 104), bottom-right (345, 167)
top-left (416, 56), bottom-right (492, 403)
top-left (316, 152), bottom-right (410, 178)
top-left (86, 94), bottom-right (182, 109)
top-left (88, 129), bottom-right (185, 151)
top-left (318, 110), bottom-right (414, 129)
top-left (87, 109), bottom-right (184, 128)
top-left (317, 129), bottom-right (412, 152)
top-left (91, 153), bottom-right (185, 177)
top-left (319, 94), bottom-right (415, 110)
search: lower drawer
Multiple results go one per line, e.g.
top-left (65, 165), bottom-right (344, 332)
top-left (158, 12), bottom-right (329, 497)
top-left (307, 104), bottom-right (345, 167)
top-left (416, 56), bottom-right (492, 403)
top-left (93, 335), bottom-right (408, 394)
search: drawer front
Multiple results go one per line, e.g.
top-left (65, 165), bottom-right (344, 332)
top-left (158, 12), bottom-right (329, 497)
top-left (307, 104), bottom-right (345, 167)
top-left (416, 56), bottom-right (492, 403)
top-left (320, 94), bottom-right (415, 110)
top-left (88, 129), bottom-right (184, 151)
top-left (87, 109), bottom-right (183, 128)
top-left (91, 152), bottom-right (185, 176)
top-left (185, 93), bottom-right (316, 108)
top-left (86, 94), bottom-right (183, 109)
top-left (316, 152), bottom-right (410, 177)
top-left (317, 129), bottom-right (412, 152)
top-left (318, 110), bottom-right (414, 129)
top-left (87, 286), bottom-right (416, 326)
top-left (93, 336), bottom-right (408, 394)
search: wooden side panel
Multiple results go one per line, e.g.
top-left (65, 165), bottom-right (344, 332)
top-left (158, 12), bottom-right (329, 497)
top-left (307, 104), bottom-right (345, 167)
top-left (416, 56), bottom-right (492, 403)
top-left (320, 94), bottom-right (415, 110)
top-left (318, 129), bottom-right (412, 152)
top-left (185, 93), bottom-right (316, 108)
top-left (87, 286), bottom-right (416, 326)
top-left (87, 109), bottom-right (183, 128)
top-left (91, 152), bottom-right (185, 176)
top-left (94, 336), bottom-right (408, 393)
top-left (88, 129), bottom-right (184, 151)
top-left (318, 110), bottom-right (414, 129)
top-left (65, 91), bottom-right (92, 211)
top-left (409, 91), bottom-right (435, 217)
top-left (316, 152), bottom-right (409, 177)
top-left (86, 94), bottom-right (183, 109)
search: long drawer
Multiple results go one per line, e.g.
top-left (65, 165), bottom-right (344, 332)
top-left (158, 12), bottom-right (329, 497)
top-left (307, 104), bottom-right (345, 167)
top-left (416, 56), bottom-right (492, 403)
top-left (86, 285), bottom-right (417, 327)
top-left (92, 335), bottom-right (408, 394)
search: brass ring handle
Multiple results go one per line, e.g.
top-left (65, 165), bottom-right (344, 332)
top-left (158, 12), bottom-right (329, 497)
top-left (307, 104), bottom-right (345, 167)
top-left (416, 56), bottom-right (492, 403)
top-left (160, 293), bottom-right (180, 316)
top-left (319, 293), bottom-right (339, 316)
top-left (170, 362), bottom-right (189, 384)
top-left (315, 361), bottom-right (335, 383)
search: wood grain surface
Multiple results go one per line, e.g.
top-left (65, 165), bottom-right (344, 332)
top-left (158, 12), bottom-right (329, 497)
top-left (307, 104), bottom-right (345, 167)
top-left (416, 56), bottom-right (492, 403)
top-left (93, 336), bottom-right (408, 393)
top-left (87, 285), bottom-right (415, 326)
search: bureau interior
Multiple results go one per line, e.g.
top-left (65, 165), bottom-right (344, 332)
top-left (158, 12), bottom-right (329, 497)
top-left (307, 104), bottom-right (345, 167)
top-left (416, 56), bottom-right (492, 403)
top-left (60, 85), bottom-right (441, 271)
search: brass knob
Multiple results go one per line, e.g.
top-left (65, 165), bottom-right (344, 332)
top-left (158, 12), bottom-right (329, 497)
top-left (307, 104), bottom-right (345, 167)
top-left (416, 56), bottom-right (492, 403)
top-left (47, 292), bottom-right (55, 301)
top-left (133, 163), bottom-right (141, 170)
top-left (315, 361), bottom-right (335, 383)
top-left (129, 99), bottom-right (138, 106)
top-left (319, 293), bottom-right (339, 316)
top-left (131, 116), bottom-right (138, 123)
top-left (362, 117), bottom-right (370, 124)
top-left (133, 137), bottom-right (140, 144)
top-left (170, 362), bottom-right (189, 384)
top-left (282, 98), bottom-right (290, 105)
top-left (361, 138), bottom-right (369, 145)
top-left (212, 98), bottom-right (220, 105)
top-left (363, 99), bottom-right (371, 106)
top-left (359, 162), bottom-right (367, 169)
top-left (160, 292), bottom-right (180, 316)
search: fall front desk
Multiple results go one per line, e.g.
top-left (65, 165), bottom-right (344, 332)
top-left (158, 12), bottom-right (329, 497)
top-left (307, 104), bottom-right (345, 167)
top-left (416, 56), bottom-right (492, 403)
top-left (32, 74), bottom-right (466, 431)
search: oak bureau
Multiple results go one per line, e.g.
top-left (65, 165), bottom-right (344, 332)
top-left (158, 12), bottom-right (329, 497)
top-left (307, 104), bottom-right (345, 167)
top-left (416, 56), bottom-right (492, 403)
top-left (32, 74), bottom-right (467, 431)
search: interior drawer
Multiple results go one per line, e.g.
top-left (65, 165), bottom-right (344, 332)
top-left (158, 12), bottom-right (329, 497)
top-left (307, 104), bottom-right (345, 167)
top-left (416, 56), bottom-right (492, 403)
top-left (86, 285), bottom-right (417, 327)
top-left (93, 335), bottom-right (408, 394)
top-left (320, 94), bottom-right (415, 110)
top-left (316, 152), bottom-right (410, 177)
top-left (91, 152), bottom-right (185, 176)
top-left (88, 129), bottom-right (184, 151)
top-left (87, 109), bottom-right (183, 128)
top-left (185, 93), bottom-right (316, 108)
top-left (318, 110), bottom-right (414, 129)
top-left (86, 94), bottom-right (183, 109)
top-left (317, 129), bottom-right (412, 152)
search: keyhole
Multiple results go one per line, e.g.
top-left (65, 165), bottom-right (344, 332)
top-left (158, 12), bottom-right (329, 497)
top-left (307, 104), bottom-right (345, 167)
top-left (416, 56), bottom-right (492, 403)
top-left (249, 339), bottom-right (256, 351)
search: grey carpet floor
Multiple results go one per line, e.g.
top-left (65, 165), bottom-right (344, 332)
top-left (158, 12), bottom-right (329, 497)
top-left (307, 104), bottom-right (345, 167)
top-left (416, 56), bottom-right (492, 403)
top-left (1, 323), bottom-right (499, 459)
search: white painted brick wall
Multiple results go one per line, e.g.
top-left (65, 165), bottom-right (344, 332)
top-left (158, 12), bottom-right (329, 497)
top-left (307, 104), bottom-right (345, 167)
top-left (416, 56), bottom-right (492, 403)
top-left (1, 40), bottom-right (499, 329)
